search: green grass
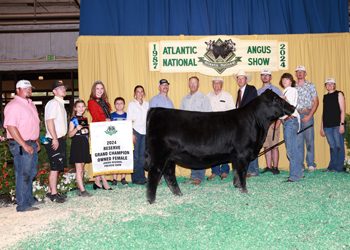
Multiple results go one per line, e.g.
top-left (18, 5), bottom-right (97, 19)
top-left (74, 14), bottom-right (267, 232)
top-left (10, 170), bottom-right (350, 249)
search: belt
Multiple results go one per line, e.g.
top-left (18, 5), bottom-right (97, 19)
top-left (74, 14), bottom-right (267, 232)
top-left (48, 136), bottom-right (66, 140)
top-left (9, 139), bottom-right (37, 143)
top-left (283, 116), bottom-right (296, 123)
top-left (299, 109), bottom-right (311, 114)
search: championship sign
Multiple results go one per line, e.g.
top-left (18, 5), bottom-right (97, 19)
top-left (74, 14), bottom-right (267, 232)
top-left (90, 120), bottom-right (133, 177)
top-left (149, 36), bottom-right (288, 76)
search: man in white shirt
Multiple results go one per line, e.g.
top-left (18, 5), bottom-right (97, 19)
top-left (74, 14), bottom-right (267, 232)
top-left (207, 77), bottom-right (235, 180)
top-left (180, 76), bottom-right (212, 184)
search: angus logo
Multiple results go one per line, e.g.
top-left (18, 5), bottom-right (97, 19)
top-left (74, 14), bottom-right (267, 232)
top-left (198, 38), bottom-right (242, 74)
top-left (105, 126), bottom-right (117, 136)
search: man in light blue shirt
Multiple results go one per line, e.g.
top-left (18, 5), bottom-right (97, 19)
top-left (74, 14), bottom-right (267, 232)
top-left (149, 79), bottom-right (175, 109)
top-left (180, 76), bottom-right (212, 184)
top-left (258, 69), bottom-right (282, 175)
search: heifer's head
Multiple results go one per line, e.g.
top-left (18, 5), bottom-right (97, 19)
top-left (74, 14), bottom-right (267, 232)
top-left (259, 89), bottom-right (295, 121)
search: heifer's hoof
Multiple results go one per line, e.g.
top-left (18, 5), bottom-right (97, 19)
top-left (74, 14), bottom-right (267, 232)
top-left (148, 199), bottom-right (156, 204)
top-left (174, 192), bottom-right (183, 197)
top-left (239, 188), bottom-right (248, 194)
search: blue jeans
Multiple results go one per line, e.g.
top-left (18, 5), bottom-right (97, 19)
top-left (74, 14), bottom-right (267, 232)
top-left (9, 141), bottom-right (38, 212)
top-left (211, 163), bottom-right (230, 176)
top-left (297, 111), bottom-right (316, 170)
top-left (132, 129), bottom-right (147, 184)
top-left (190, 169), bottom-right (206, 182)
top-left (284, 118), bottom-right (302, 181)
top-left (247, 158), bottom-right (259, 176)
top-left (324, 126), bottom-right (345, 172)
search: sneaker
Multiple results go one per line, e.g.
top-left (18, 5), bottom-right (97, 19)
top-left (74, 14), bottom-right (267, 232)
top-left (58, 193), bottom-right (67, 199)
top-left (50, 193), bottom-right (66, 203)
top-left (23, 206), bottom-right (40, 212)
top-left (307, 166), bottom-right (315, 172)
top-left (272, 167), bottom-right (280, 175)
top-left (33, 200), bottom-right (44, 207)
top-left (112, 179), bottom-right (118, 186)
top-left (46, 192), bottom-right (51, 199)
top-left (120, 178), bottom-right (128, 186)
top-left (81, 190), bottom-right (93, 197)
top-left (260, 167), bottom-right (272, 174)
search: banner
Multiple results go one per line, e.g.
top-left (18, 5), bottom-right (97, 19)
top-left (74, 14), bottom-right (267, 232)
top-left (90, 120), bottom-right (134, 177)
top-left (149, 36), bottom-right (288, 76)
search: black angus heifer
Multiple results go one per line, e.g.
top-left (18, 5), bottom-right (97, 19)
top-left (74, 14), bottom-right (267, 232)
top-left (144, 90), bottom-right (294, 204)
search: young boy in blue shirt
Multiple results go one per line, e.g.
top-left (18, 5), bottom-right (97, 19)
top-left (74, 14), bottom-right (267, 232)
top-left (111, 97), bottom-right (128, 186)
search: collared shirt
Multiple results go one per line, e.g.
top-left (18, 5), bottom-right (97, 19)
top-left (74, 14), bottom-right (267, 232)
top-left (239, 84), bottom-right (247, 99)
top-left (180, 91), bottom-right (212, 112)
top-left (45, 96), bottom-right (68, 138)
top-left (257, 83), bottom-right (282, 96)
top-left (280, 87), bottom-right (300, 127)
top-left (126, 99), bottom-right (149, 134)
top-left (4, 95), bottom-right (40, 140)
top-left (294, 80), bottom-right (318, 111)
top-left (207, 90), bottom-right (236, 111)
top-left (149, 93), bottom-right (175, 109)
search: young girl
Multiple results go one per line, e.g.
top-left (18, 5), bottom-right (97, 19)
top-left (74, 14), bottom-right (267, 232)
top-left (68, 100), bottom-right (93, 197)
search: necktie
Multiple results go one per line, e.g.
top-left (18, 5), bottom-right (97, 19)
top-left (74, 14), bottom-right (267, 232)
top-left (238, 90), bottom-right (242, 108)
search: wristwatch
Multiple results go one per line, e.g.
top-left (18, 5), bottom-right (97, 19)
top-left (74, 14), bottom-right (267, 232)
top-left (340, 123), bottom-right (344, 125)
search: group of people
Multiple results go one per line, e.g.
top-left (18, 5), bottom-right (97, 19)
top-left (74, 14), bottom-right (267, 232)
top-left (3, 64), bottom-right (346, 212)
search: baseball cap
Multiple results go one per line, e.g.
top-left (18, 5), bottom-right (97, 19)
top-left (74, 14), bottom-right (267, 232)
top-left (16, 80), bottom-right (35, 89)
top-left (159, 79), bottom-right (170, 86)
top-left (211, 77), bottom-right (224, 83)
top-left (51, 80), bottom-right (68, 91)
top-left (295, 65), bottom-right (306, 72)
top-left (325, 78), bottom-right (336, 84)
top-left (261, 69), bottom-right (271, 75)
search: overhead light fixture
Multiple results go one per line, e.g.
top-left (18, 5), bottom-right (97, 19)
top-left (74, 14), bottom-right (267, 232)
top-left (38, 76), bottom-right (44, 80)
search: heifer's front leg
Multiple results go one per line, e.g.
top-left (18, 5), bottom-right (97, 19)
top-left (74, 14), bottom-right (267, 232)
top-left (146, 163), bottom-right (163, 204)
top-left (232, 158), bottom-right (249, 194)
top-left (163, 161), bottom-right (183, 197)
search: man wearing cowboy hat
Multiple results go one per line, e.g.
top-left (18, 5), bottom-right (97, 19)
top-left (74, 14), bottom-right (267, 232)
top-left (233, 69), bottom-right (259, 178)
top-left (207, 77), bottom-right (235, 181)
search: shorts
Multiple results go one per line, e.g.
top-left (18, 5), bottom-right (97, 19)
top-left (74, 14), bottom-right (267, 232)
top-left (263, 126), bottom-right (280, 148)
top-left (45, 138), bottom-right (67, 171)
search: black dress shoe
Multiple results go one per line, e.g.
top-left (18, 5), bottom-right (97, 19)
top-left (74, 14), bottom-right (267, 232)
top-left (93, 183), bottom-right (102, 190)
top-left (102, 185), bottom-right (113, 190)
top-left (282, 179), bottom-right (296, 183)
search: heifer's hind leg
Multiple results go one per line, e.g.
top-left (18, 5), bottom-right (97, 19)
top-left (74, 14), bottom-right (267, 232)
top-left (146, 163), bottom-right (163, 204)
top-left (163, 161), bottom-right (183, 197)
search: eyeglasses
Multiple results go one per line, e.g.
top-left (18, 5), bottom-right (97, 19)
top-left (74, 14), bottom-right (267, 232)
top-left (261, 74), bottom-right (271, 77)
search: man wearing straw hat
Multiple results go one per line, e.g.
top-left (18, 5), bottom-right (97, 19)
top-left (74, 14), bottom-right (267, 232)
top-left (233, 69), bottom-right (259, 178)
top-left (207, 77), bottom-right (236, 181)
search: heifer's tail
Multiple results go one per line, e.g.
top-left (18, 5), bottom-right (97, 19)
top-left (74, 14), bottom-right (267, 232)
top-left (144, 150), bottom-right (151, 171)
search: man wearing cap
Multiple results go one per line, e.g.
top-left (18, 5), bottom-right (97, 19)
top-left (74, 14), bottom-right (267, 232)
top-left (4, 80), bottom-right (41, 212)
top-left (180, 76), bottom-right (212, 184)
top-left (149, 79), bottom-right (175, 109)
top-left (149, 79), bottom-right (175, 184)
top-left (233, 69), bottom-right (259, 178)
top-left (207, 77), bottom-right (235, 181)
top-left (44, 80), bottom-right (68, 203)
top-left (258, 69), bottom-right (282, 175)
top-left (295, 66), bottom-right (319, 172)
